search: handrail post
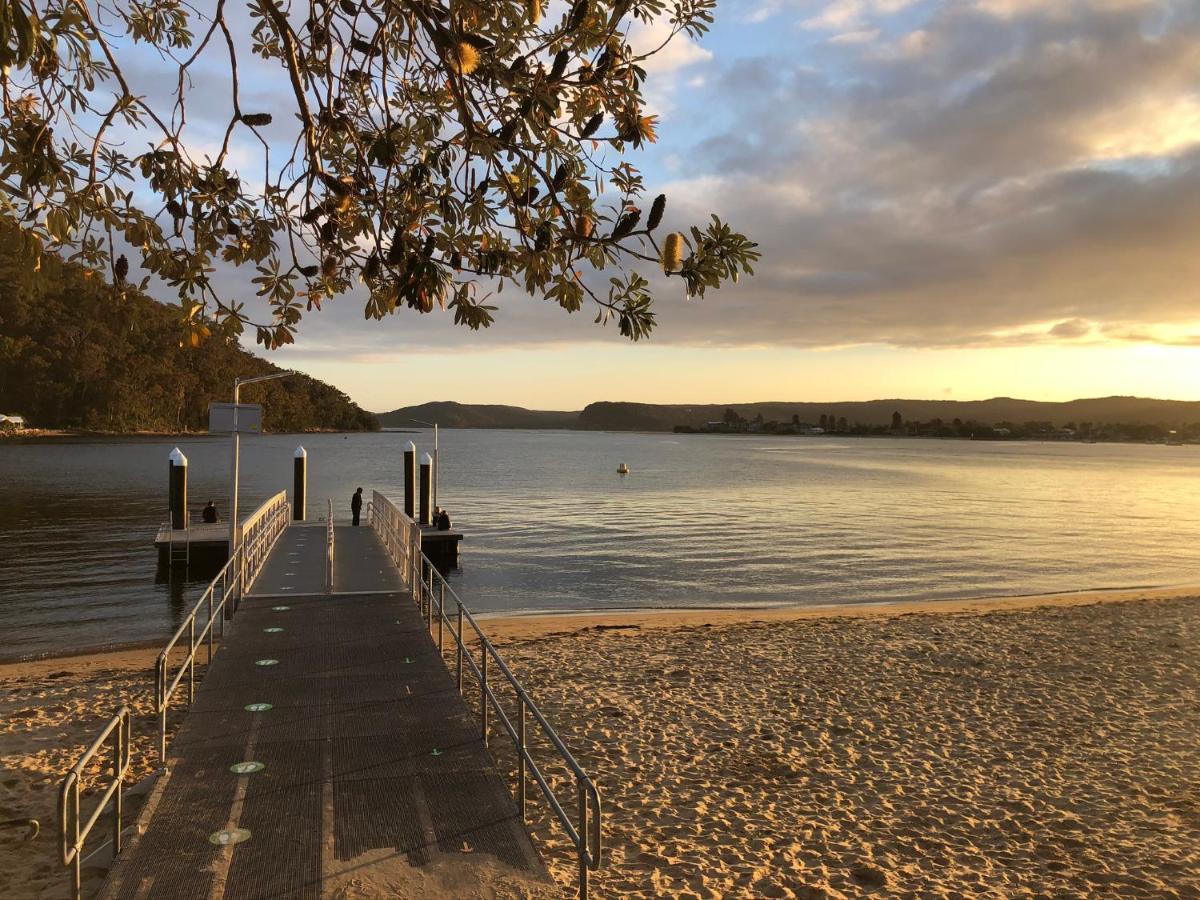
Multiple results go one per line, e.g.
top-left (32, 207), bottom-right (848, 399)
top-left (187, 617), bottom-right (195, 703)
top-left (437, 583), bottom-right (444, 652)
top-left (456, 604), bottom-right (464, 693)
top-left (112, 715), bottom-right (123, 856)
top-left (480, 647), bottom-right (489, 747)
top-left (207, 591), bottom-right (214, 664)
top-left (518, 698), bottom-right (527, 822)
top-left (578, 780), bottom-right (589, 900)
top-left (71, 779), bottom-right (80, 900)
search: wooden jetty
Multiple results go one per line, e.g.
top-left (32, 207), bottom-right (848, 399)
top-left (93, 492), bottom-right (600, 899)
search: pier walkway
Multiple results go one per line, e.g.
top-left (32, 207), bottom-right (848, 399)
top-left (99, 512), bottom-right (554, 898)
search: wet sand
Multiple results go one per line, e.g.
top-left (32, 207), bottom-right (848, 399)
top-left (4, 588), bottom-right (1199, 898)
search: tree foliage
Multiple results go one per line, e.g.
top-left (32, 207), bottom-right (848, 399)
top-left (0, 224), bottom-right (378, 431)
top-left (0, 0), bottom-right (758, 348)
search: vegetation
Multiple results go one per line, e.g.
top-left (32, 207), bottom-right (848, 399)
top-left (676, 409), bottom-right (1199, 443)
top-left (0, 225), bottom-right (377, 432)
top-left (0, 0), bottom-right (757, 349)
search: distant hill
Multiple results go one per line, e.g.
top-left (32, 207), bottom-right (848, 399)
top-left (0, 225), bottom-right (378, 433)
top-left (377, 401), bottom-right (577, 430)
top-left (377, 397), bottom-right (1200, 432)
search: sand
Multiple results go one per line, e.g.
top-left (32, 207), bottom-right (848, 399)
top-left (4, 588), bottom-right (1200, 898)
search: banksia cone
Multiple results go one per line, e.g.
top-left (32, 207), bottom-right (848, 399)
top-left (567, 0), bottom-right (588, 30)
top-left (576, 214), bottom-right (594, 239)
top-left (321, 256), bottom-right (338, 277)
top-left (647, 194), bottom-right (666, 231)
top-left (529, 0), bottom-right (541, 24)
top-left (114, 254), bottom-right (128, 283)
top-left (660, 232), bottom-right (683, 273)
top-left (299, 264), bottom-right (320, 278)
top-left (581, 114), bottom-right (603, 138)
top-left (241, 113), bottom-right (273, 126)
top-left (320, 220), bottom-right (337, 243)
top-left (363, 254), bottom-right (381, 280)
top-left (452, 42), bottom-right (480, 75)
top-left (611, 209), bottom-right (640, 240)
top-left (550, 50), bottom-right (569, 80)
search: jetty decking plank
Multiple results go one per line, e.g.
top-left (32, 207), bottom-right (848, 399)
top-left (99, 526), bottom-right (551, 899)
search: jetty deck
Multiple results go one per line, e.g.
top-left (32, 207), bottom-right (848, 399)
top-left (100, 521), bottom-right (553, 899)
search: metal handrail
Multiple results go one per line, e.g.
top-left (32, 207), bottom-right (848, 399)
top-left (370, 493), bottom-right (602, 899)
top-left (154, 492), bottom-right (290, 763)
top-left (326, 498), bottom-right (335, 594)
top-left (59, 707), bottom-right (131, 900)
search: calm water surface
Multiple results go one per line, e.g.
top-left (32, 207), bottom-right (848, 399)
top-left (3, 431), bottom-right (1200, 658)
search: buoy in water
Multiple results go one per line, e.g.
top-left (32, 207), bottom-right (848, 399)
top-left (617, 463), bottom-right (630, 475)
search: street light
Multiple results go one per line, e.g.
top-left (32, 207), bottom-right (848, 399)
top-left (408, 418), bottom-right (438, 508)
top-left (229, 372), bottom-right (294, 565)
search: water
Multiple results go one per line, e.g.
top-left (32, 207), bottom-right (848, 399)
top-left (3, 431), bottom-right (1200, 659)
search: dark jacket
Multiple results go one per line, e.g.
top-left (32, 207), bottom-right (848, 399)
top-left (351, 492), bottom-right (363, 512)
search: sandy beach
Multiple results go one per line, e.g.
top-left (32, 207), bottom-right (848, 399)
top-left (4, 588), bottom-right (1199, 898)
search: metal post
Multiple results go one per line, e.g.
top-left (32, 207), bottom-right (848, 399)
top-left (578, 781), bottom-right (589, 899)
top-left (481, 648), bottom-right (489, 747)
top-left (518, 699), bottom-right (527, 822)
top-left (168, 448), bottom-right (188, 530)
top-left (419, 453), bottom-right (433, 525)
top-left (113, 723), bottom-right (123, 855)
top-left (456, 605), bottom-right (464, 692)
top-left (293, 446), bottom-right (307, 520)
top-left (438, 583), bottom-right (445, 652)
top-left (188, 618), bottom-right (195, 702)
top-left (403, 441), bottom-right (417, 519)
top-left (71, 785), bottom-right (80, 900)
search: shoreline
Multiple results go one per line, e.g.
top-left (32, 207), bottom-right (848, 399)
top-left (9, 582), bottom-right (1197, 667)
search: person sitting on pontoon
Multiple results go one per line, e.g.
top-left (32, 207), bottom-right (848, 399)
top-left (201, 500), bottom-right (219, 524)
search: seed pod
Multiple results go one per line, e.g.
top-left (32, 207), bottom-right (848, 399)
top-left (386, 227), bottom-right (405, 265)
top-left (610, 209), bottom-right (640, 240)
top-left (647, 194), bottom-right (666, 231)
top-left (551, 166), bottom-right (570, 193)
top-left (350, 37), bottom-right (374, 54)
top-left (339, 0), bottom-right (355, 14)
top-left (114, 254), bottom-right (129, 283)
top-left (660, 232), bottom-right (684, 273)
top-left (567, 0), bottom-right (587, 30)
top-left (363, 253), bottom-right (380, 280)
top-left (299, 264), bottom-right (320, 278)
top-left (550, 49), bottom-right (569, 80)
top-left (320, 220), bottom-right (337, 243)
top-left (165, 199), bottom-right (184, 219)
top-left (581, 114), bottom-right (603, 137)
top-left (241, 113), bottom-right (273, 127)
top-left (321, 255), bottom-right (338, 277)
top-left (534, 224), bottom-right (552, 251)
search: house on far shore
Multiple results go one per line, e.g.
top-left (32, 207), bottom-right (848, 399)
top-left (0, 414), bottom-right (26, 431)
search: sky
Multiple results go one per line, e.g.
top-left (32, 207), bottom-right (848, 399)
top-left (135, 0), bottom-right (1200, 410)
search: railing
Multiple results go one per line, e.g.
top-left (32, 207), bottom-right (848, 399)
top-left (59, 707), bottom-right (131, 900)
top-left (370, 493), bottom-right (602, 898)
top-left (326, 498), bottom-right (335, 594)
top-left (154, 492), bottom-right (290, 763)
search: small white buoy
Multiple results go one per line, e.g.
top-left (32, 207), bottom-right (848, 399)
top-left (617, 463), bottom-right (630, 475)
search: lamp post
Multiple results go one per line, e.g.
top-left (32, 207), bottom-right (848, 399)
top-left (228, 372), bottom-right (294, 565)
top-left (409, 418), bottom-right (438, 508)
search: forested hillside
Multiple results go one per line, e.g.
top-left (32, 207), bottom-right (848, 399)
top-left (0, 229), bottom-right (376, 433)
